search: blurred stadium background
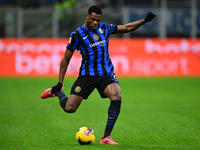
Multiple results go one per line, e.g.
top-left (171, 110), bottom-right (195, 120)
top-left (0, 0), bottom-right (200, 38)
top-left (0, 0), bottom-right (200, 77)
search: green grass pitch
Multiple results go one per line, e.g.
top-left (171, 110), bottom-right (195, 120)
top-left (0, 77), bottom-right (200, 150)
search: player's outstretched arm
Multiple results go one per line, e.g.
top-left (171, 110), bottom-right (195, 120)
top-left (51, 49), bottom-right (73, 93)
top-left (115, 12), bottom-right (156, 34)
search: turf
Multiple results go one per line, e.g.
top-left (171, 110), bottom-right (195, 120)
top-left (0, 77), bottom-right (200, 150)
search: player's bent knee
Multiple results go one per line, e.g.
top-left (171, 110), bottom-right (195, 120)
top-left (64, 106), bottom-right (77, 113)
top-left (110, 93), bottom-right (122, 101)
top-left (116, 93), bottom-right (122, 100)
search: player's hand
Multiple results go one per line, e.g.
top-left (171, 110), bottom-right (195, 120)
top-left (51, 82), bottom-right (62, 94)
top-left (144, 12), bottom-right (156, 22)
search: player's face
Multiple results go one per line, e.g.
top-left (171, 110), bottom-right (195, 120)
top-left (85, 12), bottom-right (101, 30)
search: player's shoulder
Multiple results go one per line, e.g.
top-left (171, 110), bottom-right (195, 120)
top-left (70, 29), bottom-right (78, 36)
top-left (99, 22), bottom-right (107, 27)
top-left (99, 22), bottom-right (116, 29)
top-left (70, 26), bottom-right (82, 36)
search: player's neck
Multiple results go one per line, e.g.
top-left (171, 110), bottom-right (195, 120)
top-left (83, 23), bottom-right (88, 29)
top-left (83, 23), bottom-right (95, 32)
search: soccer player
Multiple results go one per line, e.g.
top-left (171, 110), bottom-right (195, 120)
top-left (41, 5), bottom-right (156, 145)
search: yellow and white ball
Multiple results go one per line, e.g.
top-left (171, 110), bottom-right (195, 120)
top-left (76, 126), bottom-right (95, 145)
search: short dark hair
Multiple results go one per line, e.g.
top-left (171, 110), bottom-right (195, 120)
top-left (88, 5), bottom-right (102, 15)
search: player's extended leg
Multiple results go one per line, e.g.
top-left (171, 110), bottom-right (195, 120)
top-left (100, 83), bottom-right (122, 145)
top-left (54, 90), bottom-right (83, 113)
top-left (64, 94), bottom-right (83, 113)
top-left (41, 88), bottom-right (83, 113)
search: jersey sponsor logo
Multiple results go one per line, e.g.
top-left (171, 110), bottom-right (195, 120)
top-left (89, 40), bottom-right (106, 48)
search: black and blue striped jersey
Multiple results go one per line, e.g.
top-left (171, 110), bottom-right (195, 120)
top-left (67, 22), bottom-right (117, 76)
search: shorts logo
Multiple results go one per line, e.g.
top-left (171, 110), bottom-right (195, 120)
top-left (111, 74), bottom-right (116, 79)
top-left (75, 86), bottom-right (81, 93)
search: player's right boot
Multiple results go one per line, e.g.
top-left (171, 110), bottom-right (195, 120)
top-left (100, 136), bottom-right (119, 145)
top-left (41, 87), bottom-right (55, 99)
top-left (41, 86), bottom-right (64, 99)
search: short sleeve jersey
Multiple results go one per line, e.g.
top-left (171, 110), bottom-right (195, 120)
top-left (67, 22), bottom-right (117, 76)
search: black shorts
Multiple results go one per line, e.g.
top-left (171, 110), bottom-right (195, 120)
top-left (70, 74), bottom-right (119, 99)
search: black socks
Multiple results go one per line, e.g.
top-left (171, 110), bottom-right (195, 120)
top-left (55, 91), bottom-right (68, 111)
top-left (103, 100), bottom-right (121, 138)
top-left (54, 91), bottom-right (121, 138)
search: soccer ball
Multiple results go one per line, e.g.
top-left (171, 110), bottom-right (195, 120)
top-left (76, 126), bottom-right (95, 145)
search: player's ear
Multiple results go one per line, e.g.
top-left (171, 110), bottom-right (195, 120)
top-left (86, 14), bottom-right (89, 19)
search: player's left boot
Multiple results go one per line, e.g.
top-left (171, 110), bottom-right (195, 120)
top-left (100, 136), bottom-right (119, 145)
top-left (41, 86), bottom-right (64, 99)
